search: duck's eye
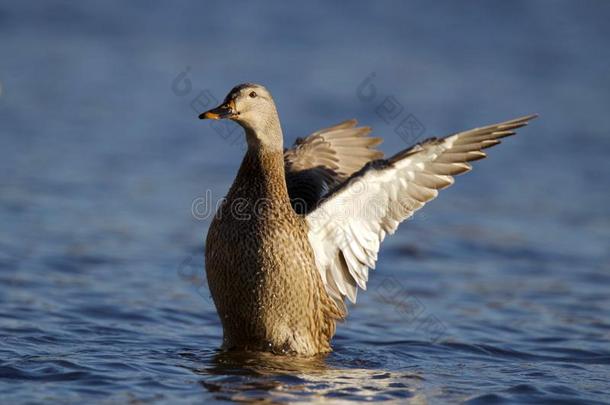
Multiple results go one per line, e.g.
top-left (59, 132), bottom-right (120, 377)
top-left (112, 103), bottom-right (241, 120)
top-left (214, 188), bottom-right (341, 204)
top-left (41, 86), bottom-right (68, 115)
top-left (249, 91), bottom-right (257, 98)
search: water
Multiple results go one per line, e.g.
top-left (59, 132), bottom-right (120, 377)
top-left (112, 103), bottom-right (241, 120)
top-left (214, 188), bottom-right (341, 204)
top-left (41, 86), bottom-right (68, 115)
top-left (1, 1), bottom-right (609, 403)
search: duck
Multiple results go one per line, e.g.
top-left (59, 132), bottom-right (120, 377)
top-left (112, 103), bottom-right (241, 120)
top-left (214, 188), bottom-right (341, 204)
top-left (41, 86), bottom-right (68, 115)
top-left (199, 83), bottom-right (536, 356)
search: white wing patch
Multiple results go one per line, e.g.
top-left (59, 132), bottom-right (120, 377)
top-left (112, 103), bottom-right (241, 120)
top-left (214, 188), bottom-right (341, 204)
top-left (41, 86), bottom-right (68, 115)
top-left (305, 115), bottom-right (537, 309)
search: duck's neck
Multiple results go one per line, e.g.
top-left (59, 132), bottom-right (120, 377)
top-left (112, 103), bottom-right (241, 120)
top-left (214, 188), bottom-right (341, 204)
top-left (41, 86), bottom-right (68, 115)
top-left (230, 113), bottom-right (289, 202)
top-left (233, 143), bottom-right (290, 204)
top-left (241, 110), bottom-right (284, 152)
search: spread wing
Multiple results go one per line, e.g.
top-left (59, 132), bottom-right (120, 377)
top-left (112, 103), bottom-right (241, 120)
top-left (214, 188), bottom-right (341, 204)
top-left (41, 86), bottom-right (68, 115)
top-left (284, 120), bottom-right (383, 214)
top-left (305, 114), bottom-right (538, 310)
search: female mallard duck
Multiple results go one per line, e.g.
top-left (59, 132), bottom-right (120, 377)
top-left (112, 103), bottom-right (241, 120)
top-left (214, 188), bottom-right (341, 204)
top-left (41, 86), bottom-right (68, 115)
top-left (199, 83), bottom-right (536, 356)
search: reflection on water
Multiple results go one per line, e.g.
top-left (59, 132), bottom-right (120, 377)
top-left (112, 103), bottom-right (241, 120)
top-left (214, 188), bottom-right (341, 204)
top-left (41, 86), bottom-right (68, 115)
top-left (186, 350), bottom-right (424, 403)
top-left (1, 0), bottom-right (610, 403)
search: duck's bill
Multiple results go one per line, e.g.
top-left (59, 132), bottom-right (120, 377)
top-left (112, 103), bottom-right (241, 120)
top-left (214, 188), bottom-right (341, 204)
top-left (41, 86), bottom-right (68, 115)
top-left (199, 100), bottom-right (237, 120)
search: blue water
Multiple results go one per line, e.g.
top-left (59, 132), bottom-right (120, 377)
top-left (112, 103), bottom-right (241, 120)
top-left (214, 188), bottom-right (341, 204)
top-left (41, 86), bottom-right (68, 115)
top-left (1, 1), bottom-right (610, 403)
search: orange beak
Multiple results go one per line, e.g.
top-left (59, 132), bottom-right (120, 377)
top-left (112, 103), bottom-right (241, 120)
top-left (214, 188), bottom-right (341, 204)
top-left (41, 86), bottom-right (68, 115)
top-left (199, 99), bottom-right (237, 120)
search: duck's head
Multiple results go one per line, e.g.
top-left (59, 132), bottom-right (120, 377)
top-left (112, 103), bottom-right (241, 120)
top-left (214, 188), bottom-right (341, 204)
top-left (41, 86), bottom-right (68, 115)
top-left (199, 83), bottom-right (283, 149)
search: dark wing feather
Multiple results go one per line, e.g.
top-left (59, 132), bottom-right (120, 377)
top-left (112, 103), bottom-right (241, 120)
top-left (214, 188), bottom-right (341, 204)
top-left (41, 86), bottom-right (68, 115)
top-left (284, 119), bottom-right (383, 214)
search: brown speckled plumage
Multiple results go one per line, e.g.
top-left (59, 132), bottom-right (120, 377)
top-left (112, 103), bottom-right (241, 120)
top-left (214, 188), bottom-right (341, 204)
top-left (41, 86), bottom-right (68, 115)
top-left (200, 83), bottom-right (537, 356)
top-left (206, 148), bottom-right (343, 355)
